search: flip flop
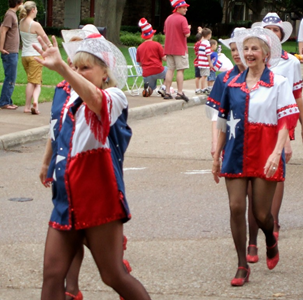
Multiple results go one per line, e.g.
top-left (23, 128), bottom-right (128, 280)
top-left (31, 107), bottom-right (40, 115)
top-left (1, 104), bottom-right (18, 110)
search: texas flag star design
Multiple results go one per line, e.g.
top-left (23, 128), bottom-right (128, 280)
top-left (227, 110), bottom-right (241, 140)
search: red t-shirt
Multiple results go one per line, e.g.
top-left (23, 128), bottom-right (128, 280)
top-left (136, 41), bottom-right (165, 77)
top-left (164, 12), bottom-right (190, 55)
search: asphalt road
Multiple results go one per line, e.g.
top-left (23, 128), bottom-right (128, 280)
top-left (1, 105), bottom-right (303, 299)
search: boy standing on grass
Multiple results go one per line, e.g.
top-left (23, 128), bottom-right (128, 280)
top-left (207, 39), bottom-right (222, 92)
top-left (194, 32), bottom-right (203, 94)
top-left (197, 28), bottom-right (213, 96)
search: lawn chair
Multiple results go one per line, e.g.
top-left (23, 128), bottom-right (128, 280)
top-left (126, 47), bottom-right (144, 96)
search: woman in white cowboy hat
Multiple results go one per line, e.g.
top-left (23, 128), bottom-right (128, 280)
top-left (34, 33), bottom-right (151, 300)
top-left (246, 12), bottom-right (303, 264)
top-left (212, 26), bottom-right (299, 286)
top-left (205, 27), bottom-right (246, 157)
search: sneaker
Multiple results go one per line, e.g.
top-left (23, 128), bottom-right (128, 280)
top-left (195, 89), bottom-right (202, 94)
top-left (142, 82), bottom-right (152, 97)
top-left (158, 88), bottom-right (166, 97)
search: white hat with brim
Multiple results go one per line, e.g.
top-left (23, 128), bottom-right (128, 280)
top-left (252, 12), bottom-right (293, 44)
top-left (235, 26), bottom-right (282, 68)
top-left (219, 27), bottom-right (247, 49)
top-left (63, 36), bottom-right (127, 90)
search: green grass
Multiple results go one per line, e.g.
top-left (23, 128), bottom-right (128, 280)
top-left (0, 41), bottom-right (298, 106)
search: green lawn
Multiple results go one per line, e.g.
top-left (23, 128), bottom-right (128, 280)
top-left (0, 41), bottom-right (298, 106)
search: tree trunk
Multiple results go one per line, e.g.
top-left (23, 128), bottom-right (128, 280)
top-left (94, 0), bottom-right (127, 44)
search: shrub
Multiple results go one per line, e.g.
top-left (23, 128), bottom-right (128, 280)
top-left (120, 31), bottom-right (142, 46)
top-left (120, 25), bottom-right (140, 33)
top-left (44, 26), bottom-right (70, 37)
top-left (80, 17), bottom-right (94, 25)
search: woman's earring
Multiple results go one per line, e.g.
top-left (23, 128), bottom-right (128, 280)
top-left (103, 76), bottom-right (109, 83)
top-left (264, 57), bottom-right (268, 64)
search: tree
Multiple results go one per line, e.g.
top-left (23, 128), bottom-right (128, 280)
top-left (94, 0), bottom-right (127, 44)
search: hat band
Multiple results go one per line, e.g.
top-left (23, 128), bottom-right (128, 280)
top-left (143, 29), bottom-right (154, 37)
top-left (175, 1), bottom-right (187, 8)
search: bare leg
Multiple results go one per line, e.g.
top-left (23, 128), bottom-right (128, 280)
top-left (251, 178), bottom-right (278, 258)
top-left (271, 181), bottom-right (283, 233)
top-left (41, 227), bottom-right (83, 300)
top-left (65, 245), bottom-right (84, 300)
top-left (86, 220), bottom-right (151, 300)
top-left (24, 83), bottom-right (35, 112)
top-left (165, 69), bottom-right (174, 93)
top-left (32, 84), bottom-right (41, 112)
top-left (225, 178), bottom-right (249, 278)
top-left (195, 77), bottom-right (200, 89)
top-left (176, 69), bottom-right (184, 93)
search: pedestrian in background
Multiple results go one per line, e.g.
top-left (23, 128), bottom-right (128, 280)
top-left (163, 0), bottom-right (191, 102)
top-left (19, 1), bottom-right (47, 114)
top-left (246, 13), bottom-right (303, 264)
top-left (194, 31), bottom-right (203, 94)
top-left (0, 0), bottom-right (23, 110)
top-left (197, 28), bottom-right (213, 95)
top-left (205, 27), bottom-right (246, 157)
top-left (207, 39), bottom-right (222, 92)
top-left (136, 18), bottom-right (167, 98)
top-left (298, 18), bottom-right (303, 55)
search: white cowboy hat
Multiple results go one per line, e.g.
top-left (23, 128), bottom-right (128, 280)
top-left (235, 26), bottom-right (282, 68)
top-left (63, 35), bottom-right (127, 89)
top-left (219, 27), bottom-right (247, 49)
top-left (252, 12), bottom-right (293, 44)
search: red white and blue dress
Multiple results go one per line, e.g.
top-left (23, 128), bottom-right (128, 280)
top-left (205, 65), bottom-right (241, 120)
top-left (46, 81), bottom-right (132, 230)
top-left (217, 67), bottom-right (299, 181)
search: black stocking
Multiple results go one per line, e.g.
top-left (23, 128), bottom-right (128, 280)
top-left (225, 178), bottom-right (249, 269)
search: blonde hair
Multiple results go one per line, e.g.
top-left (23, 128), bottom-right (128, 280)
top-left (73, 52), bottom-right (117, 89)
top-left (19, 1), bottom-right (37, 20)
top-left (244, 37), bottom-right (271, 60)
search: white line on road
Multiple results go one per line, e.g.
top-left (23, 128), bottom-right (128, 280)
top-left (183, 169), bottom-right (212, 175)
top-left (124, 167), bottom-right (147, 171)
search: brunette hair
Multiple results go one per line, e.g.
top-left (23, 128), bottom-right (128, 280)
top-left (202, 28), bottom-right (212, 38)
top-left (9, 0), bottom-right (23, 8)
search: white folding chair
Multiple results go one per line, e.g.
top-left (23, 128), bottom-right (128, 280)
top-left (126, 47), bottom-right (144, 96)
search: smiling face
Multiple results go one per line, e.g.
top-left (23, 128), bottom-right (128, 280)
top-left (230, 42), bottom-right (242, 65)
top-left (243, 37), bottom-right (269, 69)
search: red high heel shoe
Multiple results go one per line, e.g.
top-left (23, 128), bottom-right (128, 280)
top-left (230, 266), bottom-right (250, 286)
top-left (65, 291), bottom-right (83, 300)
top-left (266, 241), bottom-right (279, 270)
top-left (246, 244), bottom-right (259, 263)
top-left (273, 221), bottom-right (280, 241)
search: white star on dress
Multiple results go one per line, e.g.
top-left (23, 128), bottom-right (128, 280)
top-left (53, 155), bottom-right (66, 182)
top-left (227, 110), bottom-right (241, 140)
top-left (50, 119), bottom-right (58, 141)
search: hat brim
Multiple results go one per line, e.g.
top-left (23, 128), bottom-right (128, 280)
top-left (141, 30), bottom-right (156, 39)
top-left (219, 37), bottom-right (234, 50)
top-left (252, 21), bottom-right (292, 44)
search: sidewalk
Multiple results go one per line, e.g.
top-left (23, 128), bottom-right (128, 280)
top-left (0, 79), bottom-right (206, 150)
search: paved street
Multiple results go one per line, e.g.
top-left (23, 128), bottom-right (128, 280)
top-left (1, 105), bottom-right (303, 299)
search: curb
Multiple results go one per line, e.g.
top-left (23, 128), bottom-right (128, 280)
top-left (0, 95), bottom-right (206, 150)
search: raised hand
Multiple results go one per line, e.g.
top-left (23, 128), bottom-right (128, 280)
top-left (33, 35), bottom-right (64, 71)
